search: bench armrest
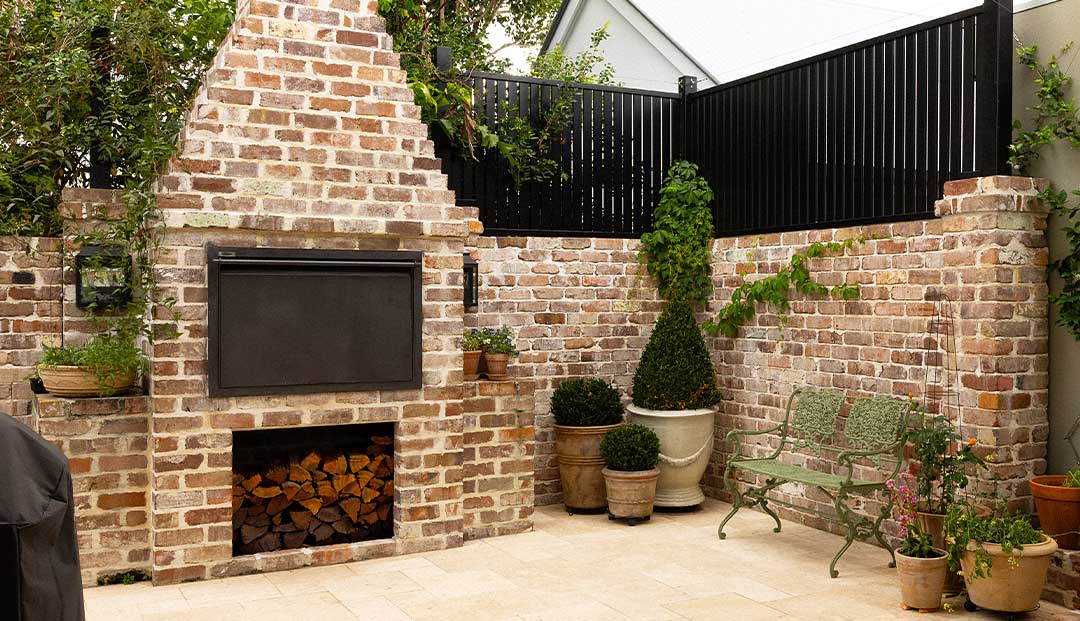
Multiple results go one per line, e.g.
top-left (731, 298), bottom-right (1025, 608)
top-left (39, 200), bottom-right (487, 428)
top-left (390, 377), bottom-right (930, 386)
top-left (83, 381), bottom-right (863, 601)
top-left (726, 423), bottom-right (785, 461)
top-left (836, 440), bottom-right (904, 484)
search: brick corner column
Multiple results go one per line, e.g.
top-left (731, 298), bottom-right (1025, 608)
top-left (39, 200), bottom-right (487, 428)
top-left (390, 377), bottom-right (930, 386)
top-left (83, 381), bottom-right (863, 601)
top-left (935, 175), bottom-right (1050, 509)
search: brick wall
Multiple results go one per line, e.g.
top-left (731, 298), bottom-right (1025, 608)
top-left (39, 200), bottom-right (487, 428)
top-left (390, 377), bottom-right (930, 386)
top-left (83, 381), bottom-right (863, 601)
top-left (32, 393), bottom-right (152, 586)
top-left (462, 379), bottom-right (535, 540)
top-left (1045, 549), bottom-right (1080, 610)
top-left (0, 237), bottom-right (62, 425)
top-left (466, 177), bottom-right (1051, 524)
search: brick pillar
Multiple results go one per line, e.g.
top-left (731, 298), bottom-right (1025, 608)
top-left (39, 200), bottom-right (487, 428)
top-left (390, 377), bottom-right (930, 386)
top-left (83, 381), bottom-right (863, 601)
top-left (936, 175), bottom-right (1050, 509)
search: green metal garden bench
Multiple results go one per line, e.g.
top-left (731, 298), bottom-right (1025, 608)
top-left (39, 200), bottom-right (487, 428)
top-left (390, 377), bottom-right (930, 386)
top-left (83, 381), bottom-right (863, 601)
top-left (717, 389), bottom-right (909, 578)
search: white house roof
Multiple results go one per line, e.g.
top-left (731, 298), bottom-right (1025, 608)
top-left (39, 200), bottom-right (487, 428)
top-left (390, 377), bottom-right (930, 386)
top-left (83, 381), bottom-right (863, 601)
top-left (543, 0), bottom-right (1031, 88)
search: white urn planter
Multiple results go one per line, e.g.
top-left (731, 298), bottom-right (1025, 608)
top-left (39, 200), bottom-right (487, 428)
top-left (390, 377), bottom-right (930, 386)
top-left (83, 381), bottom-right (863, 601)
top-left (626, 404), bottom-right (716, 507)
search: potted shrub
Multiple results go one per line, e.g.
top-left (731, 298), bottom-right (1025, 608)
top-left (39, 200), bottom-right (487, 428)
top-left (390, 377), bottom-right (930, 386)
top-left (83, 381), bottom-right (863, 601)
top-left (627, 299), bottom-right (722, 507)
top-left (462, 329), bottom-right (484, 380)
top-left (36, 332), bottom-right (145, 397)
top-left (551, 378), bottom-right (624, 512)
top-left (1030, 466), bottom-right (1080, 550)
top-left (481, 327), bottom-right (517, 381)
top-left (887, 473), bottom-right (948, 612)
top-left (907, 414), bottom-right (985, 594)
top-left (944, 501), bottom-right (1058, 614)
top-left (601, 423), bottom-right (660, 525)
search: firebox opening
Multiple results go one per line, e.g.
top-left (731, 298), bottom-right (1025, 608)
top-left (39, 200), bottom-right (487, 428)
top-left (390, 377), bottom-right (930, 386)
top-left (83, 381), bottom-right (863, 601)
top-left (231, 424), bottom-right (394, 556)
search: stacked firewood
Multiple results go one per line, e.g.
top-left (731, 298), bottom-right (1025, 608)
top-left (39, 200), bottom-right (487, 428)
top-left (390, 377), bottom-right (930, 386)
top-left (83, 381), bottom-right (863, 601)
top-left (232, 436), bottom-right (394, 554)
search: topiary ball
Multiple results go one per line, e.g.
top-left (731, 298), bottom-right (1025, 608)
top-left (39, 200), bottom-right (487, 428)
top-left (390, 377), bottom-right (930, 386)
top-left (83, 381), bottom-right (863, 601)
top-left (600, 424), bottom-right (660, 471)
top-left (551, 378), bottom-right (624, 427)
top-left (632, 299), bottom-right (722, 410)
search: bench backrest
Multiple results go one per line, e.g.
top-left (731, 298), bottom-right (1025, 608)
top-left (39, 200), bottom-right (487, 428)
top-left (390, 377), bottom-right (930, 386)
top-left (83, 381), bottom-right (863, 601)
top-left (784, 389), bottom-right (908, 459)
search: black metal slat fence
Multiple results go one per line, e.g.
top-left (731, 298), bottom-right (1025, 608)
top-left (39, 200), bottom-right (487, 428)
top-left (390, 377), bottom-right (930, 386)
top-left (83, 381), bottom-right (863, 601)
top-left (438, 0), bottom-right (1014, 238)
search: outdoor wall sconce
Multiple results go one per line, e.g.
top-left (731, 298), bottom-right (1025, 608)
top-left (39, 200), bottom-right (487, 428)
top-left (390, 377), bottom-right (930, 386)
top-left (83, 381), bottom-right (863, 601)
top-left (75, 245), bottom-right (131, 309)
top-left (463, 252), bottom-right (479, 308)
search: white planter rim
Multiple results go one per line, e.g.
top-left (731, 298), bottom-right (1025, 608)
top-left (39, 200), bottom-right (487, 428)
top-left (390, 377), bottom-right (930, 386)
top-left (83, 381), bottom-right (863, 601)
top-left (626, 404), bottom-right (718, 418)
top-left (969, 534), bottom-right (1058, 557)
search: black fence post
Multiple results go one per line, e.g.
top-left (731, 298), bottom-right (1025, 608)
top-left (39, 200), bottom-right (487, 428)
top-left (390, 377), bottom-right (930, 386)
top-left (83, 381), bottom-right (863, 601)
top-left (88, 25), bottom-right (111, 189)
top-left (676, 75), bottom-right (697, 160)
top-left (975, 0), bottom-right (1013, 175)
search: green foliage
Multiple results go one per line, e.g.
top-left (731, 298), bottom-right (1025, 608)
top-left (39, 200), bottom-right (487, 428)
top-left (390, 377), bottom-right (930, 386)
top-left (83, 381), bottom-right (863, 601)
top-left (703, 238), bottom-right (865, 338)
top-left (462, 329), bottom-right (485, 352)
top-left (550, 378), bottom-right (623, 427)
top-left (377, 1), bottom-right (614, 190)
top-left (887, 474), bottom-right (943, 559)
top-left (530, 25), bottom-right (616, 85)
top-left (943, 501), bottom-right (1043, 580)
top-left (1064, 467), bottom-right (1080, 488)
top-left (908, 414), bottom-right (987, 515)
top-left (96, 569), bottom-right (149, 586)
top-left (0, 0), bottom-right (234, 236)
top-left (1010, 43), bottom-right (1080, 342)
top-left (638, 161), bottom-right (715, 306)
top-left (600, 423), bottom-right (659, 472)
top-left (479, 326), bottom-right (518, 355)
top-left (40, 328), bottom-right (148, 391)
top-left (632, 300), bottom-right (722, 410)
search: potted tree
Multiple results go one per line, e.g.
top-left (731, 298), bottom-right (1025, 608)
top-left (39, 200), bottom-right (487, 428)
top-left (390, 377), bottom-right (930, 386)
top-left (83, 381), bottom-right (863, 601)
top-left (600, 423), bottom-right (660, 525)
top-left (36, 331), bottom-right (145, 397)
top-left (480, 327), bottom-right (517, 381)
top-left (627, 299), bottom-right (722, 507)
top-left (552, 378), bottom-right (624, 513)
top-left (462, 329), bottom-right (484, 380)
top-left (908, 414), bottom-right (985, 594)
top-left (944, 501), bottom-right (1058, 614)
top-left (1030, 466), bottom-right (1080, 550)
top-left (887, 473), bottom-right (948, 612)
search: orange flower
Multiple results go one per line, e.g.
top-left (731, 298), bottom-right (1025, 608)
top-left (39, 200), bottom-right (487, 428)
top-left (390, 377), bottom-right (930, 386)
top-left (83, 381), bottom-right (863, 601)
top-left (967, 437), bottom-right (977, 446)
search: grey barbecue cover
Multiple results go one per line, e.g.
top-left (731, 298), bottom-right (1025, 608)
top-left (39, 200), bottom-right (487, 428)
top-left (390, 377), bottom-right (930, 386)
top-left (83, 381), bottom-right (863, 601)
top-left (0, 413), bottom-right (85, 621)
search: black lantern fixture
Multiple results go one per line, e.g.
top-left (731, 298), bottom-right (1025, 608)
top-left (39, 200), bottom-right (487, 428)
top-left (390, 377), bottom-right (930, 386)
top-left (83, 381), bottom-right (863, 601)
top-left (75, 245), bottom-right (131, 309)
top-left (463, 252), bottom-right (479, 308)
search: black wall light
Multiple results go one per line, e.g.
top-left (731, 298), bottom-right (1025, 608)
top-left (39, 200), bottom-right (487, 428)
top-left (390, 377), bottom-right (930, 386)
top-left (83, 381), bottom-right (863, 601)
top-left (75, 245), bottom-right (131, 309)
top-left (463, 253), bottom-right (479, 308)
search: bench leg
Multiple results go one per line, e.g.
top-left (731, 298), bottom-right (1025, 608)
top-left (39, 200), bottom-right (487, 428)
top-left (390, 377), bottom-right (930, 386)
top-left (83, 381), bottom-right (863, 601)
top-left (758, 482), bottom-right (782, 534)
top-left (872, 495), bottom-right (896, 569)
top-left (829, 491), bottom-right (858, 579)
top-left (717, 464), bottom-right (742, 540)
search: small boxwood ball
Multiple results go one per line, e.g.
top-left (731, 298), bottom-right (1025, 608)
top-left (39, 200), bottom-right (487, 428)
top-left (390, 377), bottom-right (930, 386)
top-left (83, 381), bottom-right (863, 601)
top-left (601, 424), bottom-right (660, 472)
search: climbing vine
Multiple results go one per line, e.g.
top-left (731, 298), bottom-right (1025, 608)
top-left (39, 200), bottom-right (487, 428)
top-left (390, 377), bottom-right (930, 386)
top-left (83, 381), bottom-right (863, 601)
top-left (702, 238), bottom-right (864, 338)
top-left (1010, 43), bottom-right (1080, 341)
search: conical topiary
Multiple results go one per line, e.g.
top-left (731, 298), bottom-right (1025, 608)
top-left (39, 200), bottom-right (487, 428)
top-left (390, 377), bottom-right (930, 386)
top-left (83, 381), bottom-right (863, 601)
top-left (632, 300), bottom-right (722, 410)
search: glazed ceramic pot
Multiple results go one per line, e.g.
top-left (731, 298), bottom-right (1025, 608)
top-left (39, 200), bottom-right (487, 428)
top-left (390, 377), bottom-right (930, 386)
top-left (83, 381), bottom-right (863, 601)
top-left (463, 350), bottom-right (482, 380)
top-left (483, 352), bottom-right (509, 380)
top-left (895, 548), bottom-right (947, 612)
top-left (961, 534), bottom-right (1058, 613)
top-left (1030, 475), bottom-right (1080, 550)
top-left (554, 423), bottom-right (622, 511)
top-left (602, 467), bottom-right (659, 521)
top-left (626, 405), bottom-right (716, 507)
top-left (38, 365), bottom-right (135, 397)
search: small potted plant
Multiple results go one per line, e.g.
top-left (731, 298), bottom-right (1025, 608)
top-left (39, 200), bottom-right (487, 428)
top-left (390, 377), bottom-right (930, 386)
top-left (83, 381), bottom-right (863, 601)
top-left (944, 500), bottom-right (1058, 614)
top-left (462, 329), bottom-right (484, 380)
top-left (887, 473), bottom-right (948, 612)
top-left (907, 413), bottom-right (986, 594)
top-left (480, 326), bottom-right (517, 381)
top-left (36, 331), bottom-right (145, 397)
top-left (1030, 466), bottom-right (1080, 550)
top-left (627, 299), bottom-right (723, 507)
top-left (600, 423), bottom-right (660, 525)
top-left (552, 378), bottom-right (624, 513)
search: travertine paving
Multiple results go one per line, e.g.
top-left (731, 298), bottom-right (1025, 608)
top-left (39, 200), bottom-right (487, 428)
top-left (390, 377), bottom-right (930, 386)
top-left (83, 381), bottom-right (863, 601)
top-left (84, 500), bottom-right (1075, 620)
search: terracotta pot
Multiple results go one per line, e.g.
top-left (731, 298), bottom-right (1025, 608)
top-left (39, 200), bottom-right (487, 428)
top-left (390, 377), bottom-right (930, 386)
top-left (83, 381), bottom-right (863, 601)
top-left (554, 423), bottom-right (622, 511)
top-left (961, 534), bottom-right (1058, 613)
top-left (916, 511), bottom-right (965, 595)
top-left (463, 350), bottom-right (482, 380)
top-left (603, 467), bottom-right (659, 521)
top-left (895, 548), bottom-right (947, 612)
top-left (1031, 475), bottom-right (1080, 550)
top-left (38, 365), bottom-right (135, 398)
top-left (626, 405), bottom-right (716, 507)
top-left (482, 352), bottom-right (509, 380)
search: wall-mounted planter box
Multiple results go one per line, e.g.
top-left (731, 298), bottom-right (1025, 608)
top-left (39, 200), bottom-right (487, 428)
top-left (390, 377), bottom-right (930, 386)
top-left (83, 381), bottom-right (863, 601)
top-left (207, 245), bottom-right (422, 397)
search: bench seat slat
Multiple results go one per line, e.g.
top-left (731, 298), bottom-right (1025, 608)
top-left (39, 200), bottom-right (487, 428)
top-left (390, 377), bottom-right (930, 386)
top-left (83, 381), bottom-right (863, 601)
top-left (733, 459), bottom-right (880, 489)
